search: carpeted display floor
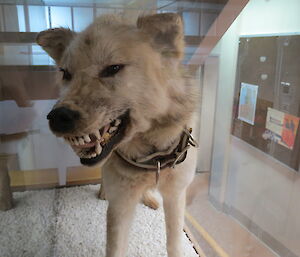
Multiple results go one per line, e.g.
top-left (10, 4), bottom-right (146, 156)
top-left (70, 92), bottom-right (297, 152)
top-left (0, 185), bottom-right (198, 257)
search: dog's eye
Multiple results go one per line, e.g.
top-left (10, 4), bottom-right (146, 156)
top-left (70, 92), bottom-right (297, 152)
top-left (100, 64), bottom-right (125, 78)
top-left (59, 68), bottom-right (72, 81)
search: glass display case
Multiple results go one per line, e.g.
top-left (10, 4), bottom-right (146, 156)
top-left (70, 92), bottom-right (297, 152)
top-left (1, 1), bottom-right (299, 257)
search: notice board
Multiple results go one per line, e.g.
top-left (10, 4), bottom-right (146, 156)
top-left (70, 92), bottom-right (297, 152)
top-left (231, 35), bottom-right (300, 171)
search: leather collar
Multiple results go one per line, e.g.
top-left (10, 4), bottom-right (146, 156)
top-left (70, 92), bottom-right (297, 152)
top-left (115, 128), bottom-right (198, 172)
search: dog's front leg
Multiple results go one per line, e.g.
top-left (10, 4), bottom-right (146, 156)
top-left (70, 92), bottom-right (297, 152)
top-left (106, 190), bottom-right (142, 257)
top-left (98, 179), bottom-right (106, 200)
top-left (161, 188), bottom-right (186, 257)
top-left (104, 175), bottom-right (144, 257)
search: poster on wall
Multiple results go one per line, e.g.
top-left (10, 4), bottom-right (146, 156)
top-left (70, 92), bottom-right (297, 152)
top-left (232, 35), bottom-right (300, 171)
top-left (264, 107), bottom-right (300, 150)
top-left (238, 83), bottom-right (259, 125)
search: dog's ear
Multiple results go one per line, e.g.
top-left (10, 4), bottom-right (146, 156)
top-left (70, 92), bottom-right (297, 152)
top-left (36, 28), bottom-right (75, 63)
top-left (137, 13), bottom-right (184, 60)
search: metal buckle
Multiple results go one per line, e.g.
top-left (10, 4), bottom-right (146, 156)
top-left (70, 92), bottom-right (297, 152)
top-left (156, 161), bottom-right (161, 184)
top-left (171, 146), bottom-right (190, 168)
top-left (171, 128), bottom-right (199, 168)
top-left (184, 128), bottom-right (199, 148)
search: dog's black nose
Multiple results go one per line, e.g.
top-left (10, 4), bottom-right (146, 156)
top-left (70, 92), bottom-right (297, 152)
top-left (47, 107), bottom-right (80, 133)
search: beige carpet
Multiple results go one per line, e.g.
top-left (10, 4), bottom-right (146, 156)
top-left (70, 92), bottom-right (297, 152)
top-left (0, 185), bottom-right (198, 257)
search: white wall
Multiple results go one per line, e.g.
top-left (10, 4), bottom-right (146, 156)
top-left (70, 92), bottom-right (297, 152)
top-left (0, 100), bottom-right (81, 185)
top-left (209, 17), bottom-right (241, 203)
top-left (240, 0), bottom-right (300, 36)
top-left (197, 56), bottom-right (219, 172)
top-left (209, 0), bottom-right (300, 255)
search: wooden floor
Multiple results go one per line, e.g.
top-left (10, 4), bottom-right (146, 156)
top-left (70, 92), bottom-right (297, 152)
top-left (185, 173), bottom-right (278, 257)
top-left (66, 166), bottom-right (102, 186)
top-left (9, 166), bottom-right (101, 191)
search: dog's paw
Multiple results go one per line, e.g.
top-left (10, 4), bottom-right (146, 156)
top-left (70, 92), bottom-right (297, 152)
top-left (142, 190), bottom-right (160, 210)
top-left (98, 185), bottom-right (106, 200)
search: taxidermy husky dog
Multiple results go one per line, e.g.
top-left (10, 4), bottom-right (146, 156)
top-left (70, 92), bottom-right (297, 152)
top-left (37, 13), bottom-right (198, 257)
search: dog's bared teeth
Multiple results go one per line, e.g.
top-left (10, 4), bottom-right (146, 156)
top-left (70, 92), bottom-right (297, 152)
top-left (95, 142), bottom-right (102, 155)
top-left (114, 119), bottom-right (121, 126)
top-left (64, 137), bottom-right (71, 143)
top-left (73, 137), bottom-right (80, 146)
top-left (68, 137), bottom-right (75, 145)
top-left (103, 132), bottom-right (111, 142)
top-left (78, 137), bottom-right (85, 145)
top-left (84, 135), bottom-right (91, 143)
top-left (103, 124), bottom-right (110, 135)
top-left (109, 126), bottom-right (117, 133)
top-left (74, 148), bottom-right (84, 157)
top-left (94, 130), bottom-right (101, 140)
top-left (73, 147), bottom-right (85, 158)
top-left (91, 152), bottom-right (97, 158)
top-left (69, 137), bottom-right (78, 146)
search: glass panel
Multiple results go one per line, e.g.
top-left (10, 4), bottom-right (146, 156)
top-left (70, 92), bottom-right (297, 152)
top-left (205, 1), bottom-right (300, 257)
top-left (28, 6), bottom-right (48, 32)
top-left (96, 8), bottom-right (118, 17)
top-left (16, 5), bottom-right (26, 32)
top-left (200, 12), bottom-right (217, 36)
top-left (0, 6), bottom-right (4, 31)
top-left (31, 45), bottom-right (53, 65)
top-left (0, 45), bottom-right (31, 65)
top-left (2, 1), bottom-right (299, 257)
top-left (182, 12), bottom-right (200, 36)
top-left (50, 6), bottom-right (72, 28)
top-left (3, 5), bottom-right (19, 32)
top-left (1, 1), bottom-right (224, 256)
top-left (73, 7), bottom-right (93, 32)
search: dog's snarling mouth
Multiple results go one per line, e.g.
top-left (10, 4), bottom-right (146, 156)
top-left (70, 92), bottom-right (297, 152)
top-left (64, 111), bottom-right (130, 166)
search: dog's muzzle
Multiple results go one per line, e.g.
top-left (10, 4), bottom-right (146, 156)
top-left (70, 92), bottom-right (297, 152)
top-left (47, 106), bottom-right (80, 133)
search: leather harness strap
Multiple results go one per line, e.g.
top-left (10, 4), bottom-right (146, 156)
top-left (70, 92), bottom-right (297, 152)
top-left (115, 128), bottom-right (198, 172)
